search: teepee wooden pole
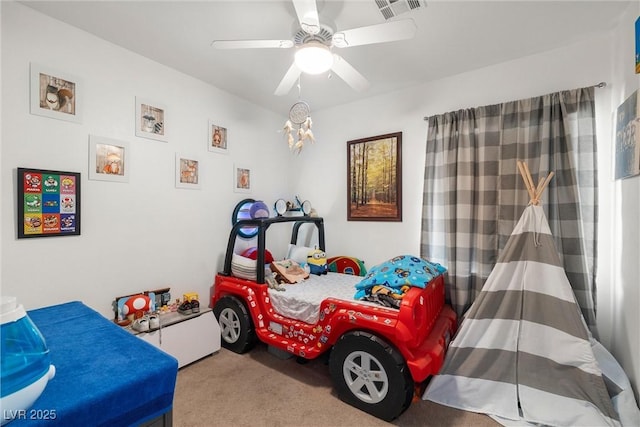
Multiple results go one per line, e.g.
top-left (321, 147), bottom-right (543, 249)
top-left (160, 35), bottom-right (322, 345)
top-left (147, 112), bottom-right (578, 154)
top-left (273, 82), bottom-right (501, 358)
top-left (536, 176), bottom-right (545, 196)
top-left (517, 160), bottom-right (554, 205)
top-left (517, 161), bottom-right (536, 202)
top-left (537, 172), bottom-right (555, 199)
top-left (522, 162), bottom-right (537, 198)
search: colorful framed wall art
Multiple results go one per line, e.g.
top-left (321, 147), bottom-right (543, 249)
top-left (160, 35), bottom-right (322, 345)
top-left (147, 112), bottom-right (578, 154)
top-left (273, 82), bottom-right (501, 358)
top-left (17, 167), bottom-right (81, 238)
top-left (636, 16), bottom-right (639, 74)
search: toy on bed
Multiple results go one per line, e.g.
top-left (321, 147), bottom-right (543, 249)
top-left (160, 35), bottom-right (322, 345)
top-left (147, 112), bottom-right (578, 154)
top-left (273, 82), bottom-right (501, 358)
top-left (270, 259), bottom-right (309, 283)
top-left (354, 255), bottom-right (447, 307)
top-left (327, 255), bottom-right (367, 276)
top-left (306, 248), bottom-right (327, 275)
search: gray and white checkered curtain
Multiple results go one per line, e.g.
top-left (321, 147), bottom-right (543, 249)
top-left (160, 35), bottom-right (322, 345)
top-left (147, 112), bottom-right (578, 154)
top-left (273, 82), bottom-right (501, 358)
top-left (421, 87), bottom-right (599, 334)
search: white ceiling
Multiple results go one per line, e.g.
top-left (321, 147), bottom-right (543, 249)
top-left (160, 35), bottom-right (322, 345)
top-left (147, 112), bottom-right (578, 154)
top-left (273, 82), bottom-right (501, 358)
top-left (21, 1), bottom-right (630, 117)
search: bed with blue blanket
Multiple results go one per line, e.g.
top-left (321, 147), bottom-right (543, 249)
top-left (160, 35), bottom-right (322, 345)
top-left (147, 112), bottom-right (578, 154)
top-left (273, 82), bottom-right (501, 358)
top-left (12, 301), bottom-right (178, 427)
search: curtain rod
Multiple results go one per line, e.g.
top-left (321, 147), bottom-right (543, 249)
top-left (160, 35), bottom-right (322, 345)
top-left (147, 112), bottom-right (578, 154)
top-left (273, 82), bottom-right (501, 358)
top-left (422, 82), bottom-right (607, 121)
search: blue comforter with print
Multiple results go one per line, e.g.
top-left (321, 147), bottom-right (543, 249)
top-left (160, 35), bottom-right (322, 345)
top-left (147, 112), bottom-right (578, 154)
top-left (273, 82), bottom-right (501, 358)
top-left (354, 255), bottom-right (446, 308)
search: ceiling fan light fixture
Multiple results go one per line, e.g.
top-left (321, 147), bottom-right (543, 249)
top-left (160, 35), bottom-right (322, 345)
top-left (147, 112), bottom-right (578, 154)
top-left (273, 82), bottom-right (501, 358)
top-left (295, 42), bottom-right (334, 75)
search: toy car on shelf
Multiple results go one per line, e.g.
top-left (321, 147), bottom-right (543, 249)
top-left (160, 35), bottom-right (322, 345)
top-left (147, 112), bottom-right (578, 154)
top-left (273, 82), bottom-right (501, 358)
top-left (211, 215), bottom-right (457, 421)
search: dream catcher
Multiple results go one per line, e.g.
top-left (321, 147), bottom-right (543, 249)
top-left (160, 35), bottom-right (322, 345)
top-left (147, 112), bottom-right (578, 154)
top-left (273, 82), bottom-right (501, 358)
top-left (283, 101), bottom-right (315, 154)
top-left (283, 81), bottom-right (315, 154)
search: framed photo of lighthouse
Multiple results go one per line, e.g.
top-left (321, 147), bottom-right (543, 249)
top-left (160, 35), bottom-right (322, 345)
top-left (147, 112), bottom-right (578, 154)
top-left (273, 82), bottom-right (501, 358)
top-left (30, 63), bottom-right (82, 123)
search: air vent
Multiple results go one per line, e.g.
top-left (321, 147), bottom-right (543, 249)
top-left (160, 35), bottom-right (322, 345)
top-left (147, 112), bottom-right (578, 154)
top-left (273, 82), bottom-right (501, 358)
top-left (375, 0), bottom-right (426, 20)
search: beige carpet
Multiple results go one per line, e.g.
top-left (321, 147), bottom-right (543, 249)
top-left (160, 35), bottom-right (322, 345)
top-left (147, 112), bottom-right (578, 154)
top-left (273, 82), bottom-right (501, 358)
top-left (173, 343), bottom-right (500, 427)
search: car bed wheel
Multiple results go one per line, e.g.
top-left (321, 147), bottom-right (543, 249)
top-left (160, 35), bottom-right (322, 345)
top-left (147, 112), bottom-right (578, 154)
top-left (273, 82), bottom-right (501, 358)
top-left (329, 331), bottom-right (414, 421)
top-left (213, 296), bottom-right (256, 354)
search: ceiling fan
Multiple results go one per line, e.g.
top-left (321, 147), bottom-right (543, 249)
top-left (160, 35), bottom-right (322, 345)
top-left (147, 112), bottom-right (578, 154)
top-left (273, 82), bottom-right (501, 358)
top-left (211, 0), bottom-right (417, 96)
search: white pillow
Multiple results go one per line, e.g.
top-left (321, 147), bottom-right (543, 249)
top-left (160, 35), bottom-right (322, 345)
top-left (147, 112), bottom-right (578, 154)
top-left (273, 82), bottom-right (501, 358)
top-left (231, 253), bottom-right (257, 280)
top-left (286, 244), bottom-right (314, 265)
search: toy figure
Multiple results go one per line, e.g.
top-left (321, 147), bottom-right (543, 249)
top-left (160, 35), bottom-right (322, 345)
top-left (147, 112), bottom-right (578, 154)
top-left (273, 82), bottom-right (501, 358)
top-left (25, 174), bottom-right (41, 190)
top-left (121, 294), bottom-right (152, 320)
top-left (307, 248), bottom-right (327, 275)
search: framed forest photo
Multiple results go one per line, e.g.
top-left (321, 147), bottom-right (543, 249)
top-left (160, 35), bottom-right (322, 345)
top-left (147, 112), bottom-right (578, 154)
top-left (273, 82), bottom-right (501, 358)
top-left (347, 132), bottom-right (402, 222)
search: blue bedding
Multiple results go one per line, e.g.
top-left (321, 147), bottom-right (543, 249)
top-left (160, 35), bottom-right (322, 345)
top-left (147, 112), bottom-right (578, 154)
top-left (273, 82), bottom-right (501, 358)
top-left (12, 301), bottom-right (178, 427)
top-left (354, 255), bottom-right (447, 302)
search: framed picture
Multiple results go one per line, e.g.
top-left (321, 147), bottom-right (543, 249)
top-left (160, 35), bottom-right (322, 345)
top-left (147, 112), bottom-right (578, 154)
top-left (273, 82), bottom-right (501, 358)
top-left (30, 63), bottom-right (82, 123)
top-left (175, 153), bottom-right (201, 189)
top-left (636, 17), bottom-right (639, 74)
top-left (208, 121), bottom-right (228, 154)
top-left (347, 132), bottom-right (402, 222)
top-left (88, 135), bottom-right (130, 183)
top-left (614, 89), bottom-right (640, 180)
top-left (233, 164), bottom-right (252, 193)
top-left (17, 167), bottom-right (81, 238)
top-left (135, 97), bottom-right (167, 142)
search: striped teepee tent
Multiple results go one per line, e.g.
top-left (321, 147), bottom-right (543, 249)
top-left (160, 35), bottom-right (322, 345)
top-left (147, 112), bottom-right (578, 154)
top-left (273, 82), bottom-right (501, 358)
top-left (424, 161), bottom-right (623, 426)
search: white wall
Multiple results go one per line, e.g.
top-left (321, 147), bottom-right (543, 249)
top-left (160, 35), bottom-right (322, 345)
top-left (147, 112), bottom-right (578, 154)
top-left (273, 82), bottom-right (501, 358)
top-left (1, 2), bottom-right (291, 319)
top-left (291, 10), bottom-right (638, 401)
top-left (608, 2), bottom-right (640, 404)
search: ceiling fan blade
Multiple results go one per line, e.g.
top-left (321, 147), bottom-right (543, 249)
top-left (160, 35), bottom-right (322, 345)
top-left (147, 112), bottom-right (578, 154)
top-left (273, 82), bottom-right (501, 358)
top-left (331, 54), bottom-right (370, 92)
top-left (292, 0), bottom-right (320, 35)
top-left (332, 19), bottom-right (417, 48)
top-left (211, 39), bottom-right (294, 49)
top-left (274, 62), bottom-right (302, 96)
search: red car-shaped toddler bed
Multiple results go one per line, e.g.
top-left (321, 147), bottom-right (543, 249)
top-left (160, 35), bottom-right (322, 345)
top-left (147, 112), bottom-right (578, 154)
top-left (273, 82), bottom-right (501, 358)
top-left (211, 215), bottom-right (456, 421)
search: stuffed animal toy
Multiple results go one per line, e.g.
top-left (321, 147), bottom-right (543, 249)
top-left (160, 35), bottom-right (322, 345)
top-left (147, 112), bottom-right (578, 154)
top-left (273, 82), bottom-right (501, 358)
top-left (270, 259), bottom-right (309, 283)
top-left (120, 294), bottom-right (152, 320)
top-left (241, 247), bottom-right (274, 264)
top-left (307, 248), bottom-right (328, 275)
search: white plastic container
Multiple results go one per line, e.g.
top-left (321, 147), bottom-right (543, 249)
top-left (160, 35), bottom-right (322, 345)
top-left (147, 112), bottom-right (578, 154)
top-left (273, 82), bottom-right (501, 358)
top-left (0, 297), bottom-right (55, 425)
